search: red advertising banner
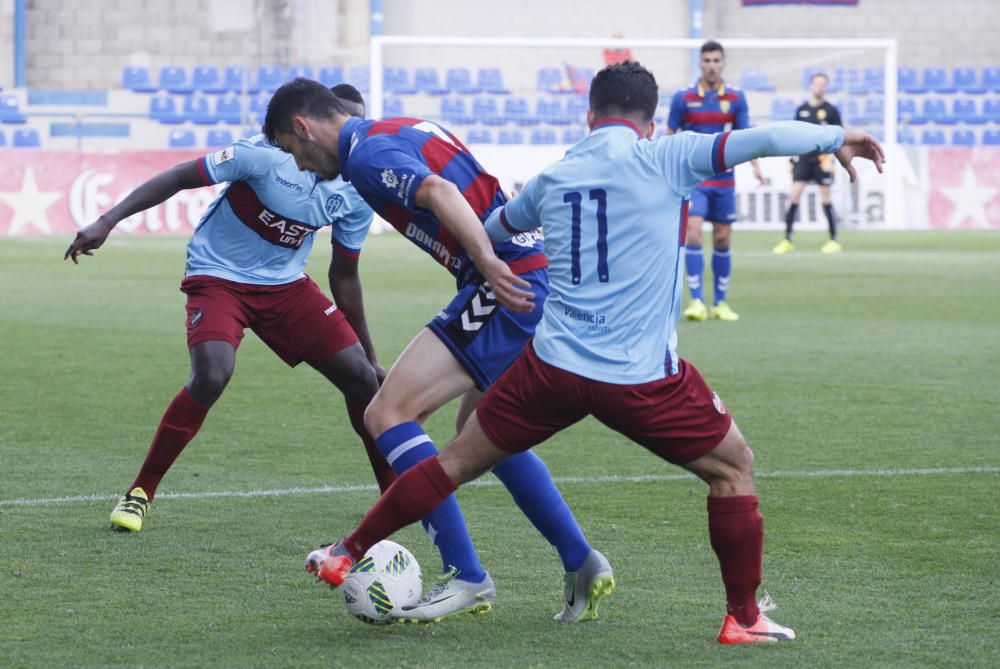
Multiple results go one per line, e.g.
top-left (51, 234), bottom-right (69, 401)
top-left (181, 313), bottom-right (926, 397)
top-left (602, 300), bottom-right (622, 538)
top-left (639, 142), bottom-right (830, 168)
top-left (0, 150), bottom-right (222, 237)
top-left (928, 147), bottom-right (1000, 229)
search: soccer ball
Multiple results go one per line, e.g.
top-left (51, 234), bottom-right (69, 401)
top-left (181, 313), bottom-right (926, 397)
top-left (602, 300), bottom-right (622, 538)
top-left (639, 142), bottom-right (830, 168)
top-left (340, 540), bottom-right (422, 625)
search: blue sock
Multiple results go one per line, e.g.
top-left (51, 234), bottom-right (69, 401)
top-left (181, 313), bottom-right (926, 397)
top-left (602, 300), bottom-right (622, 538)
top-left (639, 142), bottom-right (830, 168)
top-left (492, 451), bottom-right (591, 573)
top-left (376, 422), bottom-right (486, 583)
top-left (712, 247), bottom-right (731, 305)
top-left (685, 244), bottom-right (704, 301)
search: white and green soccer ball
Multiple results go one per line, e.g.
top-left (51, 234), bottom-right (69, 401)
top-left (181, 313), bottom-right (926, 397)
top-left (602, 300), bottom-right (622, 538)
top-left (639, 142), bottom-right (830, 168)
top-left (340, 540), bottom-right (422, 625)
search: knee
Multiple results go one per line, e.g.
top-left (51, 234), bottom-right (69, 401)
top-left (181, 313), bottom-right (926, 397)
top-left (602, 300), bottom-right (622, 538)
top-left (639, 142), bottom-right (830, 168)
top-left (188, 365), bottom-right (232, 405)
top-left (364, 392), bottom-right (400, 439)
top-left (710, 438), bottom-right (755, 497)
top-left (343, 365), bottom-right (379, 406)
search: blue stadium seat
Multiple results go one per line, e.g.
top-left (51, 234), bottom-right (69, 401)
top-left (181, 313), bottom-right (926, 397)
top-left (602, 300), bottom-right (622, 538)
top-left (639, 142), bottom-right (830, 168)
top-left (473, 98), bottom-right (503, 125)
top-left (215, 96), bottom-right (242, 125)
top-left (286, 65), bottom-right (314, 82)
top-left (224, 66), bottom-right (260, 94)
top-left (983, 98), bottom-right (1000, 123)
top-left (249, 94), bottom-right (270, 123)
top-left (953, 68), bottom-right (986, 95)
top-left (12, 128), bottom-right (40, 148)
top-left (440, 98), bottom-right (473, 125)
top-left (122, 66), bottom-right (158, 93)
top-left (846, 68), bottom-right (869, 96)
top-left (446, 68), bottom-right (481, 95)
top-left (561, 127), bottom-right (586, 144)
top-left (952, 99), bottom-right (984, 124)
top-left (414, 68), bottom-right (447, 95)
top-left (382, 97), bottom-right (404, 116)
top-left (530, 129), bottom-right (557, 145)
top-left (898, 67), bottom-right (927, 95)
top-left (862, 98), bottom-right (885, 125)
top-left (503, 97), bottom-right (536, 125)
top-left (498, 129), bottom-right (524, 145)
top-left (257, 66), bottom-right (284, 93)
top-left (0, 95), bottom-right (27, 123)
top-left (863, 67), bottom-right (884, 94)
top-left (838, 98), bottom-right (861, 125)
top-left (537, 67), bottom-right (564, 93)
top-left (740, 67), bottom-right (775, 92)
top-left (183, 96), bottom-right (216, 124)
top-left (167, 129), bottom-right (196, 148)
top-left (921, 98), bottom-right (953, 124)
top-left (193, 66), bottom-right (227, 94)
top-left (924, 68), bottom-right (956, 94)
top-left (466, 129), bottom-right (492, 144)
top-left (149, 95), bottom-right (184, 124)
top-left (318, 66), bottom-right (344, 87)
top-left (566, 96), bottom-right (588, 124)
top-left (347, 66), bottom-right (370, 93)
top-left (897, 98), bottom-right (918, 124)
top-left (985, 67), bottom-right (1000, 93)
top-left (0, 129), bottom-right (5, 147)
top-left (920, 129), bottom-right (945, 145)
top-left (565, 66), bottom-right (594, 94)
top-left (537, 98), bottom-right (570, 125)
top-left (983, 129), bottom-right (1000, 145)
top-left (384, 68), bottom-right (416, 94)
top-left (478, 68), bottom-right (511, 95)
top-left (951, 129), bottom-right (976, 146)
top-left (159, 66), bottom-right (193, 95)
top-left (865, 127), bottom-right (885, 143)
top-left (897, 127), bottom-right (916, 145)
top-left (770, 97), bottom-right (797, 121)
top-left (206, 129), bottom-right (234, 148)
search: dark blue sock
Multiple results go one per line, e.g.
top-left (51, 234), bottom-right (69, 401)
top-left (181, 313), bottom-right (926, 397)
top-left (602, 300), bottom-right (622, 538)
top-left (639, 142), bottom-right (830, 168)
top-left (376, 422), bottom-right (486, 583)
top-left (492, 451), bottom-right (591, 572)
top-left (685, 244), bottom-right (704, 301)
top-left (712, 247), bottom-right (732, 305)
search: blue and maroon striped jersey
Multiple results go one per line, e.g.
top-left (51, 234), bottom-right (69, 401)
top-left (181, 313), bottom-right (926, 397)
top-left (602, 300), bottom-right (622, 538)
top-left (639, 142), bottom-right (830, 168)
top-left (338, 116), bottom-right (546, 284)
top-left (667, 82), bottom-right (751, 185)
top-left (187, 133), bottom-right (373, 285)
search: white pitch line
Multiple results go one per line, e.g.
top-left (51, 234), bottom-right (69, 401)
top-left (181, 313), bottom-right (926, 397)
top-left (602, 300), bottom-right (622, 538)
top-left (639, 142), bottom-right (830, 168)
top-left (1, 466), bottom-right (997, 509)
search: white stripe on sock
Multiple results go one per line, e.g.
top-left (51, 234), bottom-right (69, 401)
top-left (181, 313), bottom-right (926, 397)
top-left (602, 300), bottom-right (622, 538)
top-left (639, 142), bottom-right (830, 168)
top-left (385, 434), bottom-right (434, 467)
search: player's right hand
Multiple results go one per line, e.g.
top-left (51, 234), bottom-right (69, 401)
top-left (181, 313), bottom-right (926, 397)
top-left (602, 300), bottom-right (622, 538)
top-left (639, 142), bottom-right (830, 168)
top-left (64, 220), bottom-right (114, 264)
top-left (835, 130), bottom-right (885, 183)
top-left (481, 256), bottom-right (534, 313)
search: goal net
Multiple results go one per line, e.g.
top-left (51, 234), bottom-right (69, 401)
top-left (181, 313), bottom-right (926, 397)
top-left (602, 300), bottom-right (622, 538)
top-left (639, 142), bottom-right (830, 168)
top-left (368, 36), bottom-right (908, 231)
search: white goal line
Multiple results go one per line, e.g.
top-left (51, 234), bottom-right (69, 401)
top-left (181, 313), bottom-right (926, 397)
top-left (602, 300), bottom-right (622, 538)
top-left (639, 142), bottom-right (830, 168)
top-left (1, 466), bottom-right (996, 509)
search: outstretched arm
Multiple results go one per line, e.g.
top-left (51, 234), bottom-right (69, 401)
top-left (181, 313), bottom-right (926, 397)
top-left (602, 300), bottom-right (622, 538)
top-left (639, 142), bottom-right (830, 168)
top-left (414, 175), bottom-right (534, 313)
top-left (65, 160), bottom-right (206, 263)
top-left (328, 252), bottom-right (385, 382)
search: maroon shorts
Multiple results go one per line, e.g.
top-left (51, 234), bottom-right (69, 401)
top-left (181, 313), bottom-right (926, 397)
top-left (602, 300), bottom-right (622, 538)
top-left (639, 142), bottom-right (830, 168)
top-left (476, 343), bottom-right (733, 465)
top-left (180, 275), bottom-right (358, 367)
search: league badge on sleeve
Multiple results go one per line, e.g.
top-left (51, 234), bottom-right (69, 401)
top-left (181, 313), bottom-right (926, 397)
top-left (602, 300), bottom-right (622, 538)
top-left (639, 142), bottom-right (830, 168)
top-left (212, 146), bottom-right (236, 167)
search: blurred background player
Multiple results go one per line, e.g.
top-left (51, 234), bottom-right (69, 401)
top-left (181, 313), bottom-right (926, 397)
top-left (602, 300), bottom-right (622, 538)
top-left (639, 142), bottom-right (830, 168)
top-left (264, 79), bottom-right (595, 623)
top-left (65, 85), bottom-right (394, 531)
top-left (306, 61), bottom-right (884, 643)
top-left (667, 40), bottom-right (767, 322)
top-left (774, 73), bottom-right (844, 254)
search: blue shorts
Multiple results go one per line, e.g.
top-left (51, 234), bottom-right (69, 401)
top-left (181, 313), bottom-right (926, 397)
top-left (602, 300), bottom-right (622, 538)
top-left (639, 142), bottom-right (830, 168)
top-left (689, 185), bottom-right (737, 224)
top-left (428, 268), bottom-right (548, 391)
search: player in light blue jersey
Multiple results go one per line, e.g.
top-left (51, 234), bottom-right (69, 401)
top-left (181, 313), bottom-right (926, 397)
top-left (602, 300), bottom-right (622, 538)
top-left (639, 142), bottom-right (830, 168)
top-left (306, 62), bottom-right (884, 642)
top-left (65, 86), bottom-right (398, 533)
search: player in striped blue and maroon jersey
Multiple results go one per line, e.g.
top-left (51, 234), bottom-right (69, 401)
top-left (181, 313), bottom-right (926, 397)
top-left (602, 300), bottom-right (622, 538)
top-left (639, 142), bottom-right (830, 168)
top-left (667, 40), bottom-right (768, 322)
top-left (264, 79), bottom-right (596, 623)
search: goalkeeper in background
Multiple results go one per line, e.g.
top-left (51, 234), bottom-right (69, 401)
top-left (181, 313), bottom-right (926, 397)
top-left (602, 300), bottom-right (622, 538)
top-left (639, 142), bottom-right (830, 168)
top-left (774, 72), bottom-right (844, 254)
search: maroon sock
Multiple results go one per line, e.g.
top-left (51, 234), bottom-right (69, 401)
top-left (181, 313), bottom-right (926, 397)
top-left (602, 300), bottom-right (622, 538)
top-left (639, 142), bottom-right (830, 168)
top-left (346, 401), bottom-right (395, 493)
top-left (707, 495), bottom-right (763, 626)
top-left (343, 457), bottom-right (456, 560)
top-left (130, 387), bottom-right (210, 499)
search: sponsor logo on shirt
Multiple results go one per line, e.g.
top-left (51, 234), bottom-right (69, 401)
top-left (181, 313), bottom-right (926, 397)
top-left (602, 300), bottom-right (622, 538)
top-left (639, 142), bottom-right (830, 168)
top-left (510, 229), bottom-right (544, 248)
top-left (211, 146), bottom-right (235, 167)
top-left (380, 169), bottom-right (399, 189)
top-left (712, 390), bottom-right (727, 414)
top-left (274, 175), bottom-right (304, 193)
top-left (405, 221), bottom-right (462, 270)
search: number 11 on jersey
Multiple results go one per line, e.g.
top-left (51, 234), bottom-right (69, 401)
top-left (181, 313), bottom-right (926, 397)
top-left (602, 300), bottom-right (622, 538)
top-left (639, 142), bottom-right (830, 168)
top-left (563, 189), bottom-right (610, 284)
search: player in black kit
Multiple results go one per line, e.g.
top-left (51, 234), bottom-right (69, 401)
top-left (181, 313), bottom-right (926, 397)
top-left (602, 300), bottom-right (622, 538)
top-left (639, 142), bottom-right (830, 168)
top-left (774, 72), bottom-right (844, 254)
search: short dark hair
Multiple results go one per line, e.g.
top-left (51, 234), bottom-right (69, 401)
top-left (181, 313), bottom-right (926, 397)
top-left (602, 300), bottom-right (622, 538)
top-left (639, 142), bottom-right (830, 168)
top-left (810, 72), bottom-right (829, 83)
top-left (700, 40), bottom-right (725, 56)
top-left (589, 61), bottom-right (658, 123)
top-left (263, 77), bottom-right (347, 144)
top-left (330, 83), bottom-right (364, 107)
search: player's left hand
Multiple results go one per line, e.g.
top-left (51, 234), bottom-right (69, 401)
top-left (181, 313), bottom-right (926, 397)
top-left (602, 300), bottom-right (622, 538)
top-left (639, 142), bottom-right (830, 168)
top-left (836, 130), bottom-right (885, 183)
top-left (372, 361), bottom-right (388, 385)
top-left (754, 172), bottom-right (770, 187)
top-left (481, 257), bottom-right (534, 313)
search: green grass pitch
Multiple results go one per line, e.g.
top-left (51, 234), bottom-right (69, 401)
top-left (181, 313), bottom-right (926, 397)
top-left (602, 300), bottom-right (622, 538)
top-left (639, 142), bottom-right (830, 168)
top-left (1, 230), bottom-right (998, 668)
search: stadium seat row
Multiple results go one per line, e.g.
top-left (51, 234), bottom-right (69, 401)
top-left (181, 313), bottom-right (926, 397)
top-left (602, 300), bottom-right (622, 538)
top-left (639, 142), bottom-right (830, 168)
top-left (0, 128), bottom-right (41, 147)
top-left (440, 96), bottom-right (590, 126)
top-left (146, 94), bottom-right (405, 125)
top-left (0, 95), bottom-right (26, 123)
top-left (799, 67), bottom-right (1000, 96)
top-left (464, 128), bottom-right (588, 145)
top-left (123, 65), bottom-right (368, 95)
top-left (770, 96), bottom-right (1000, 125)
top-left (167, 128), bottom-right (239, 149)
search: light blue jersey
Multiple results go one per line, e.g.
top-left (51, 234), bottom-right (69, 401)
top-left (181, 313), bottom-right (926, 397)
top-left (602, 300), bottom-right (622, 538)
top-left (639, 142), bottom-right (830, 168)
top-left (486, 119), bottom-right (844, 384)
top-left (186, 133), bottom-right (374, 285)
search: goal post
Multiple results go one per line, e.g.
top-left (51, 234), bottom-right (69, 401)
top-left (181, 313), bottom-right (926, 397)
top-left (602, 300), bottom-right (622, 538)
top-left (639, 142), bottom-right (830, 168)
top-left (369, 35), bottom-right (902, 231)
